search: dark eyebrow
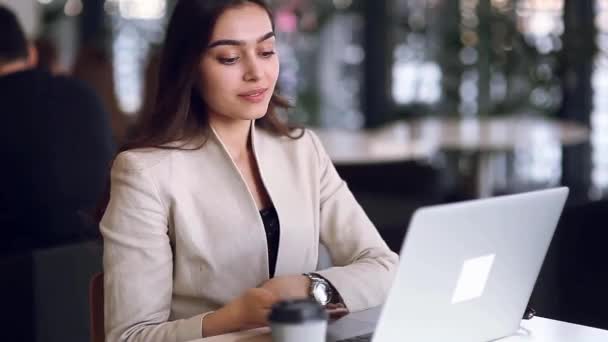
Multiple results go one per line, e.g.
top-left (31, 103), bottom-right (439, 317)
top-left (207, 32), bottom-right (275, 49)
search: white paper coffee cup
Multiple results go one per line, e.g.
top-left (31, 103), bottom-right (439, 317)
top-left (269, 299), bottom-right (328, 342)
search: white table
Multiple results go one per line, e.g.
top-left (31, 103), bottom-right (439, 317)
top-left (191, 307), bottom-right (608, 342)
top-left (314, 116), bottom-right (588, 165)
top-left (501, 318), bottom-right (608, 341)
top-left (417, 116), bottom-right (589, 198)
top-left (410, 116), bottom-right (589, 152)
top-left (313, 125), bottom-right (436, 165)
top-left (314, 116), bottom-right (590, 198)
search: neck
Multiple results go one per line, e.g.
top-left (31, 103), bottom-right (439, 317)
top-left (209, 116), bottom-right (252, 162)
top-left (0, 59), bottom-right (31, 77)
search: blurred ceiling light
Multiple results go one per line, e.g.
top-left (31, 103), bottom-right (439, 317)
top-left (591, 0), bottom-right (608, 196)
top-left (461, 0), bottom-right (479, 11)
top-left (528, 12), bottom-right (555, 36)
top-left (517, 0), bottom-right (563, 40)
top-left (64, 0), bottom-right (83, 16)
top-left (104, 0), bottom-right (119, 15)
top-left (518, 0), bottom-right (563, 12)
top-left (38, 0), bottom-right (53, 5)
top-left (333, 0), bottom-right (352, 10)
top-left (119, 0), bottom-right (166, 20)
top-left (344, 44), bottom-right (364, 64)
top-left (491, 0), bottom-right (511, 10)
top-left (596, 11), bottom-right (608, 33)
top-left (460, 46), bottom-right (479, 65)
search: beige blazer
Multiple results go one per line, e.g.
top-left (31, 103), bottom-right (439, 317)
top-left (101, 121), bottom-right (398, 342)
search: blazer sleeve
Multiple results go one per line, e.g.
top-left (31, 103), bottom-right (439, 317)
top-left (309, 132), bottom-right (399, 312)
top-left (100, 152), bottom-right (206, 342)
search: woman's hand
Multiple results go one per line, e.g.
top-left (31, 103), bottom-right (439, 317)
top-left (326, 303), bottom-right (349, 321)
top-left (230, 288), bottom-right (280, 329)
top-left (202, 288), bottom-right (280, 336)
top-left (260, 275), bottom-right (311, 300)
top-left (262, 276), bottom-right (350, 321)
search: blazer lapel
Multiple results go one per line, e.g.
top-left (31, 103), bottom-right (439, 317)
top-left (251, 123), bottom-right (318, 277)
top-left (207, 124), bottom-right (271, 281)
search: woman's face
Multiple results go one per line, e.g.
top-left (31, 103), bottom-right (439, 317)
top-left (200, 3), bottom-right (279, 122)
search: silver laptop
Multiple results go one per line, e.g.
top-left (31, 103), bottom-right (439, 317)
top-left (333, 187), bottom-right (568, 342)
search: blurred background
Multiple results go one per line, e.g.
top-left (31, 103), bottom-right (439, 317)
top-left (1, 0), bottom-right (607, 341)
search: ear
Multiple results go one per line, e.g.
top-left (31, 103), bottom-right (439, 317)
top-left (27, 43), bottom-right (38, 68)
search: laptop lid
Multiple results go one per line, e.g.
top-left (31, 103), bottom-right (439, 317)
top-left (372, 187), bottom-right (568, 342)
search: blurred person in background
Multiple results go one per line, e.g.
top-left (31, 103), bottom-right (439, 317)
top-left (0, 5), bottom-right (115, 251)
top-left (34, 37), bottom-right (65, 75)
top-left (99, 0), bottom-right (397, 341)
top-left (72, 44), bottom-right (132, 145)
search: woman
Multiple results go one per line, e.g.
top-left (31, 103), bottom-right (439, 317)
top-left (100, 1), bottom-right (398, 341)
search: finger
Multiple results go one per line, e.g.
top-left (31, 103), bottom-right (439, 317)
top-left (326, 303), bottom-right (346, 310)
top-left (257, 288), bottom-right (281, 304)
top-left (328, 308), bottom-right (349, 314)
top-left (257, 308), bottom-right (272, 325)
top-left (329, 310), bottom-right (349, 320)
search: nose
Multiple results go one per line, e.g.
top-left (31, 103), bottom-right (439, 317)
top-left (243, 55), bottom-right (262, 82)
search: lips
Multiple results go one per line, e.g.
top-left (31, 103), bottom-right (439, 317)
top-left (239, 88), bottom-right (267, 96)
top-left (238, 88), bottom-right (268, 103)
top-left (239, 88), bottom-right (268, 97)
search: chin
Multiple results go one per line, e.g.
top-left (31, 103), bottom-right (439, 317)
top-left (243, 103), bottom-right (271, 119)
top-left (252, 111), bottom-right (268, 119)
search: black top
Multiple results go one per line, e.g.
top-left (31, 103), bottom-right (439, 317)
top-left (259, 207), bottom-right (346, 306)
top-left (260, 206), bottom-right (280, 278)
top-left (0, 69), bottom-right (115, 251)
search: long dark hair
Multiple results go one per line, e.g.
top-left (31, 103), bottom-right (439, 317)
top-left (97, 0), bottom-right (302, 221)
top-left (128, 0), bottom-right (301, 150)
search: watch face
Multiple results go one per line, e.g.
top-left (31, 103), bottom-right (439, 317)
top-left (312, 282), bottom-right (330, 305)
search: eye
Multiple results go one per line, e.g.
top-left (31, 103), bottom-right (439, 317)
top-left (260, 50), bottom-right (276, 58)
top-left (218, 56), bottom-right (239, 65)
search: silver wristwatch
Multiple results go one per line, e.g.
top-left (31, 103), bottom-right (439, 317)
top-left (304, 272), bottom-right (333, 306)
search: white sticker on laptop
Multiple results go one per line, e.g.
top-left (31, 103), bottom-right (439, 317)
top-left (451, 254), bottom-right (495, 304)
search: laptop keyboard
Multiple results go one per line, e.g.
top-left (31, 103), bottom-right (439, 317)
top-left (337, 333), bottom-right (373, 342)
